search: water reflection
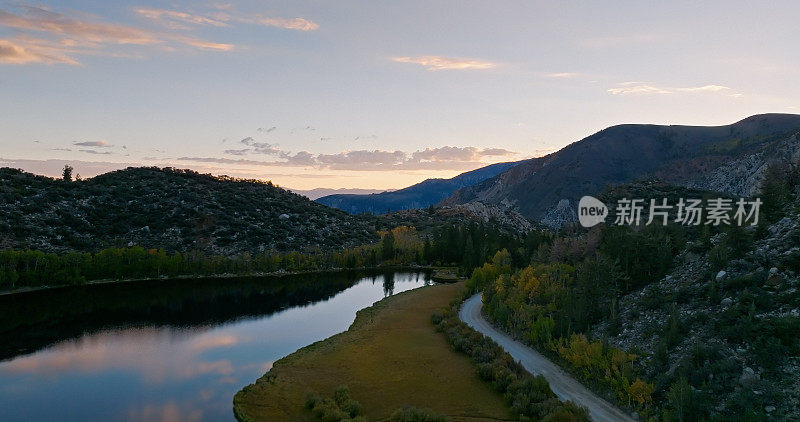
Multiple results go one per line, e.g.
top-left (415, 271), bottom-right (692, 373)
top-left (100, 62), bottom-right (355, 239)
top-left (0, 271), bottom-right (432, 421)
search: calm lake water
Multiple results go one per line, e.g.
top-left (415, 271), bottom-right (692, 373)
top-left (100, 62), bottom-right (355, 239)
top-left (0, 271), bottom-right (433, 421)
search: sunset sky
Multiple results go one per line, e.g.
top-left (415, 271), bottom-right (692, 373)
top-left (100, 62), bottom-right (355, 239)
top-left (2, 1), bottom-right (799, 189)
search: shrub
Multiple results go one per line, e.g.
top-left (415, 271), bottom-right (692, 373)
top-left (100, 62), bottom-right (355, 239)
top-left (305, 386), bottom-right (364, 421)
top-left (390, 406), bottom-right (449, 422)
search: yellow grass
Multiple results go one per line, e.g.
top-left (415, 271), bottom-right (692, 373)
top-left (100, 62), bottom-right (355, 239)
top-left (233, 283), bottom-right (512, 421)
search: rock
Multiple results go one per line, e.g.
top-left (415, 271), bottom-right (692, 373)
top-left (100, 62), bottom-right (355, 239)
top-left (769, 267), bottom-right (779, 275)
top-left (740, 367), bottom-right (759, 386)
top-left (721, 297), bottom-right (733, 306)
top-left (765, 406), bottom-right (776, 413)
top-left (716, 270), bottom-right (727, 280)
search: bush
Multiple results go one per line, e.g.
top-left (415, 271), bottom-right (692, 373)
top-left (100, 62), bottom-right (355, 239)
top-left (305, 386), bottom-right (365, 421)
top-left (390, 406), bottom-right (449, 422)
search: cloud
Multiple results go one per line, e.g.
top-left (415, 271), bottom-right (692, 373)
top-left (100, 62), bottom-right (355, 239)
top-left (179, 146), bottom-right (517, 171)
top-left (224, 149), bottom-right (249, 155)
top-left (607, 82), bottom-right (739, 97)
top-left (175, 37), bottom-right (234, 51)
top-left (79, 149), bottom-right (112, 155)
top-left (135, 8), bottom-right (228, 29)
top-left (256, 126), bottom-right (276, 133)
top-left (0, 5), bottom-right (235, 65)
top-left (410, 146), bottom-right (515, 163)
top-left (316, 150), bottom-right (406, 168)
top-left (251, 17), bottom-right (318, 31)
top-left (240, 137), bottom-right (281, 155)
top-left (0, 37), bottom-right (78, 64)
top-left (607, 84), bottom-right (671, 95)
top-left (73, 140), bottom-right (111, 147)
top-left (290, 126), bottom-right (315, 134)
top-left (392, 56), bottom-right (496, 71)
top-left (545, 72), bottom-right (579, 78)
top-left (0, 6), bottom-right (158, 45)
top-left (674, 85), bottom-right (731, 93)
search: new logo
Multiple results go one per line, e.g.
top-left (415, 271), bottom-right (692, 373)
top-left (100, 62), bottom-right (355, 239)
top-left (578, 196), bottom-right (608, 227)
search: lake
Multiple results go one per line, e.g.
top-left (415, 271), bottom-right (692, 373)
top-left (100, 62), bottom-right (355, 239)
top-left (0, 270), bottom-right (433, 421)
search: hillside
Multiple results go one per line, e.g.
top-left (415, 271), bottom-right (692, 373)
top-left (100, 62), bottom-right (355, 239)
top-left (589, 172), bottom-right (800, 419)
top-left (315, 160), bottom-right (522, 214)
top-left (443, 114), bottom-right (800, 227)
top-left (0, 167), bottom-right (378, 255)
top-left (476, 169), bottom-right (800, 420)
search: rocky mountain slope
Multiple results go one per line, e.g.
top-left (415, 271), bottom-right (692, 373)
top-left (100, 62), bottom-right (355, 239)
top-left (316, 160), bottom-right (522, 214)
top-left (442, 114), bottom-right (800, 227)
top-left (591, 207), bottom-right (800, 419)
top-left (0, 167), bottom-right (378, 255)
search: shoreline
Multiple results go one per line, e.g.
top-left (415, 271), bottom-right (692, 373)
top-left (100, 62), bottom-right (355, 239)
top-left (0, 264), bottom-right (442, 297)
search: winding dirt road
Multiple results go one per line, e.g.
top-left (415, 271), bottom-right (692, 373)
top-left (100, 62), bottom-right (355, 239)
top-left (459, 294), bottom-right (635, 422)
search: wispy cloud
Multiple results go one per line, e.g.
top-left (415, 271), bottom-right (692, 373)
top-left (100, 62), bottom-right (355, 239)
top-left (0, 5), bottom-right (238, 65)
top-left (248, 17), bottom-right (318, 31)
top-left (79, 149), bottom-right (112, 155)
top-left (607, 82), bottom-right (740, 97)
top-left (240, 137), bottom-right (281, 155)
top-left (74, 140), bottom-right (111, 147)
top-left (674, 85), bottom-right (731, 93)
top-left (392, 56), bottom-right (496, 71)
top-left (134, 8), bottom-right (228, 29)
top-left (138, 6), bottom-right (319, 32)
top-left (0, 37), bottom-right (78, 64)
top-left (0, 4), bottom-right (320, 65)
top-left (224, 149), bottom-right (249, 156)
top-left (179, 146), bottom-right (517, 171)
top-left (410, 146), bottom-right (515, 163)
top-left (176, 37), bottom-right (234, 51)
top-left (0, 6), bottom-right (158, 45)
top-left (545, 72), bottom-right (580, 78)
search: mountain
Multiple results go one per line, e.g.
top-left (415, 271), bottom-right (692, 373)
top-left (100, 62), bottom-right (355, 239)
top-left (290, 187), bottom-right (389, 200)
top-left (315, 160), bottom-right (523, 214)
top-left (442, 114), bottom-right (800, 227)
top-left (0, 167), bottom-right (378, 255)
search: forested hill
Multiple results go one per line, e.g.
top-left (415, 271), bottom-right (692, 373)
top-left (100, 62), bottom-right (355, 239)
top-left (315, 160), bottom-right (522, 214)
top-left (0, 167), bottom-right (378, 255)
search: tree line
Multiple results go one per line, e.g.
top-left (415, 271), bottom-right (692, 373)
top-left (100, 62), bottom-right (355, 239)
top-left (0, 222), bottom-right (533, 290)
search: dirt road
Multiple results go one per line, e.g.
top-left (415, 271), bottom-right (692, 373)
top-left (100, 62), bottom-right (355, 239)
top-left (459, 294), bottom-right (635, 422)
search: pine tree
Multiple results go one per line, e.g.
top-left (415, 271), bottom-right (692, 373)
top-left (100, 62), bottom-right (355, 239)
top-left (381, 231), bottom-right (395, 260)
top-left (62, 165), bottom-right (73, 182)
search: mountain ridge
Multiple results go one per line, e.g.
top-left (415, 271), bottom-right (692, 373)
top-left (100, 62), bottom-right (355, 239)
top-left (315, 160), bottom-right (523, 214)
top-left (442, 113), bottom-right (800, 227)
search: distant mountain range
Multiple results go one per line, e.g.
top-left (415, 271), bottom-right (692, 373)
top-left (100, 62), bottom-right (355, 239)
top-left (315, 161), bottom-right (522, 214)
top-left (441, 114), bottom-right (800, 227)
top-left (291, 187), bottom-right (389, 200)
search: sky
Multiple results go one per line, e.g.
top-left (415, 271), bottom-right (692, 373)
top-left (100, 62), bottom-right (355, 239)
top-left (1, 1), bottom-right (799, 190)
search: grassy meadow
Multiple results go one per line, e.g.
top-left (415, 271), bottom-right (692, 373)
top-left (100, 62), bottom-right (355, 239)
top-left (233, 283), bottom-right (513, 421)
